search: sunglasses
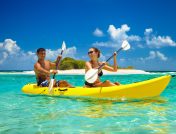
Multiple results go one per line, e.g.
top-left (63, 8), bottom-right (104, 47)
top-left (88, 51), bottom-right (94, 55)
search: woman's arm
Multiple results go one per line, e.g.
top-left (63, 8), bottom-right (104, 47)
top-left (103, 52), bottom-right (117, 72)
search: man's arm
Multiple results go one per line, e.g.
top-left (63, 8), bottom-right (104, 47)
top-left (34, 63), bottom-right (50, 75)
top-left (50, 55), bottom-right (62, 69)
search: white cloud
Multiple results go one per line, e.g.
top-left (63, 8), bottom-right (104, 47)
top-left (144, 28), bottom-right (153, 35)
top-left (0, 52), bottom-right (8, 64)
top-left (145, 28), bottom-right (176, 48)
top-left (42, 46), bottom-right (76, 61)
top-left (46, 49), bottom-right (58, 60)
top-left (108, 24), bottom-right (130, 41)
top-left (93, 25), bottom-right (176, 50)
top-left (93, 24), bottom-right (141, 48)
top-left (142, 51), bottom-right (168, 61)
top-left (147, 36), bottom-right (176, 48)
top-left (0, 43), bottom-right (3, 48)
top-left (120, 58), bottom-right (126, 62)
top-left (156, 51), bottom-right (168, 61)
top-left (91, 25), bottom-right (176, 71)
top-left (99, 53), bottom-right (106, 61)
top-left (92, 41), bottom-right (118, 48)
top-left (145, 51), bottom-right (156, 60)
top-left (0, 38), bottom-right (37, 69)
top-left (63, 46), bottom-right (77, 58)
top-left (0, 39), bottom-right (22, 66)
top-left (3, 39), bottom-right (20, 54)
top-left (45, 41), bottom-right (77, 60)
top-left (27, 51), bottom-right (35, 56)
top-left (128, 35), bottom-right (141, 41)
top-left (44, 47), bottom-right (77, 61)
top-left (0, 39), bottom-right (77, 70)
top-left (93, 28), bottom-right (104, 37)
top-left (137, 44), bottom-right (144, 48)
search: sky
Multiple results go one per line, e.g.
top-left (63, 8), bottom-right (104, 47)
top-left (0, 0), bottom-right (176, 71)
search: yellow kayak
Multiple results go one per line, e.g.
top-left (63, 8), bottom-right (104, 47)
top-left (22, 75), bottom-right (171, 99)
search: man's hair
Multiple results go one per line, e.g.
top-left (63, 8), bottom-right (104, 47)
top-left (37, 48), bottom-right (46, 54)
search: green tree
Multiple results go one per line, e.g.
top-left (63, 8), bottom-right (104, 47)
top-left (59, 57), bottom-right (85, 70)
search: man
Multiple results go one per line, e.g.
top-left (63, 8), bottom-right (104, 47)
top-left (34, 48), bottom-right (73, 87)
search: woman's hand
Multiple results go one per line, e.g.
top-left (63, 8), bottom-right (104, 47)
top-left (114, 52), bottom-right (117, 56)
top-left (102, 62), bottom-right (107, 66)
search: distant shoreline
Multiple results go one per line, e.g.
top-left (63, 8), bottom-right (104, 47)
top-left (57, 69), bottom-right (150, 75)
top-left (0, 69), bottom-right (175, 75)
top-left (0, 70), bottom-right (175, 72)
top-left (0, 69), bottom-right (149, 75)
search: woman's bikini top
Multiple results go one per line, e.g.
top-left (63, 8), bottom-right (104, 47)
top-left (85, 61), bottom-right (103, 87)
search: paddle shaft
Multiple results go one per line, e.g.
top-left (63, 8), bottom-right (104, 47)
top-left (53, 50), bottom-right (64, 79)
top-left (98, 47), bottom-right (123, 70)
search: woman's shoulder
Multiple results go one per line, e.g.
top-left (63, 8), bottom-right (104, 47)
top-left (85, 61), bottom-right (91, 65)
top-left (85, 61), bottom-right (92, 69)
top-left (98, 61), bottom-right (105, 65)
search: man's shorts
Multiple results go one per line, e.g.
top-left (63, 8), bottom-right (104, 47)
top-left (37, 79), bottom-right (60, 87)
top-left (39, 80), bottom-right (49, 87)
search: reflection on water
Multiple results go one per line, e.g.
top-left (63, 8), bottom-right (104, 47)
top-left (0, 96), bottom-right (172, 133)
top-left (76, 96), bottom-right (167, 117)
top-left (69, 97), bottom-right (169, 133)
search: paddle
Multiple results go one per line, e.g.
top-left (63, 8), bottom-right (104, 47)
top-left (85, 40), bottom-right (130, 84)
top-left (48, 41), bottom-right (66, 93)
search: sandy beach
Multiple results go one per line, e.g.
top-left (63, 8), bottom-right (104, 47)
top-left (57, 69), bottom-right (150, 75)
top-left (0, 69), bottom-right (150, 75)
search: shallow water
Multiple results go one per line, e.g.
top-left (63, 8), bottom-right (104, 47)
top-left (0, 72), bottom-right (176, 133)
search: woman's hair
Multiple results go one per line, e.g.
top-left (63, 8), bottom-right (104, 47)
top-left (91, 47), bottom-right (101, 58)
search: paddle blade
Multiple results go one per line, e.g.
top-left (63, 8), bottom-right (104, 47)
top-left (85, 69), bottom-right (98, 84)
top-left (48, 79), bottom-right (54, 93)
top-left (122, 40), bottom-right (130, 50)
top-left (62, 41), bottom-right (66, 51)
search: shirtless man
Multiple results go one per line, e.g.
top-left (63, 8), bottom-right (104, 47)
top-left (34, 48), bottom-right (73, 87)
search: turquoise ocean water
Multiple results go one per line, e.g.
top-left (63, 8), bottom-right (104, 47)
top-left (0, 71), bottom-right (176, 133)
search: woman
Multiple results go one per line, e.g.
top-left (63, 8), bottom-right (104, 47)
top-left (85, 47), bottom-right (120, 87)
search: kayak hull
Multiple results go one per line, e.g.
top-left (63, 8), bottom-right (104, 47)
top-left (22, 75), bottom-right (171, 99)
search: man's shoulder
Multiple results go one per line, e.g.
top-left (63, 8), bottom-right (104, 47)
top-left (45, 60), bottom-right (51, 64)
top-left (34, 62), bottom-right (39, 68)
top-left (34, 61), bottom-right (38, 66)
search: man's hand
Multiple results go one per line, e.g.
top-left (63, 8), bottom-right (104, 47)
top-left (57, 55), bottom-right (62, 61)
top-left (50, 70), bottom-right (58, 74)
